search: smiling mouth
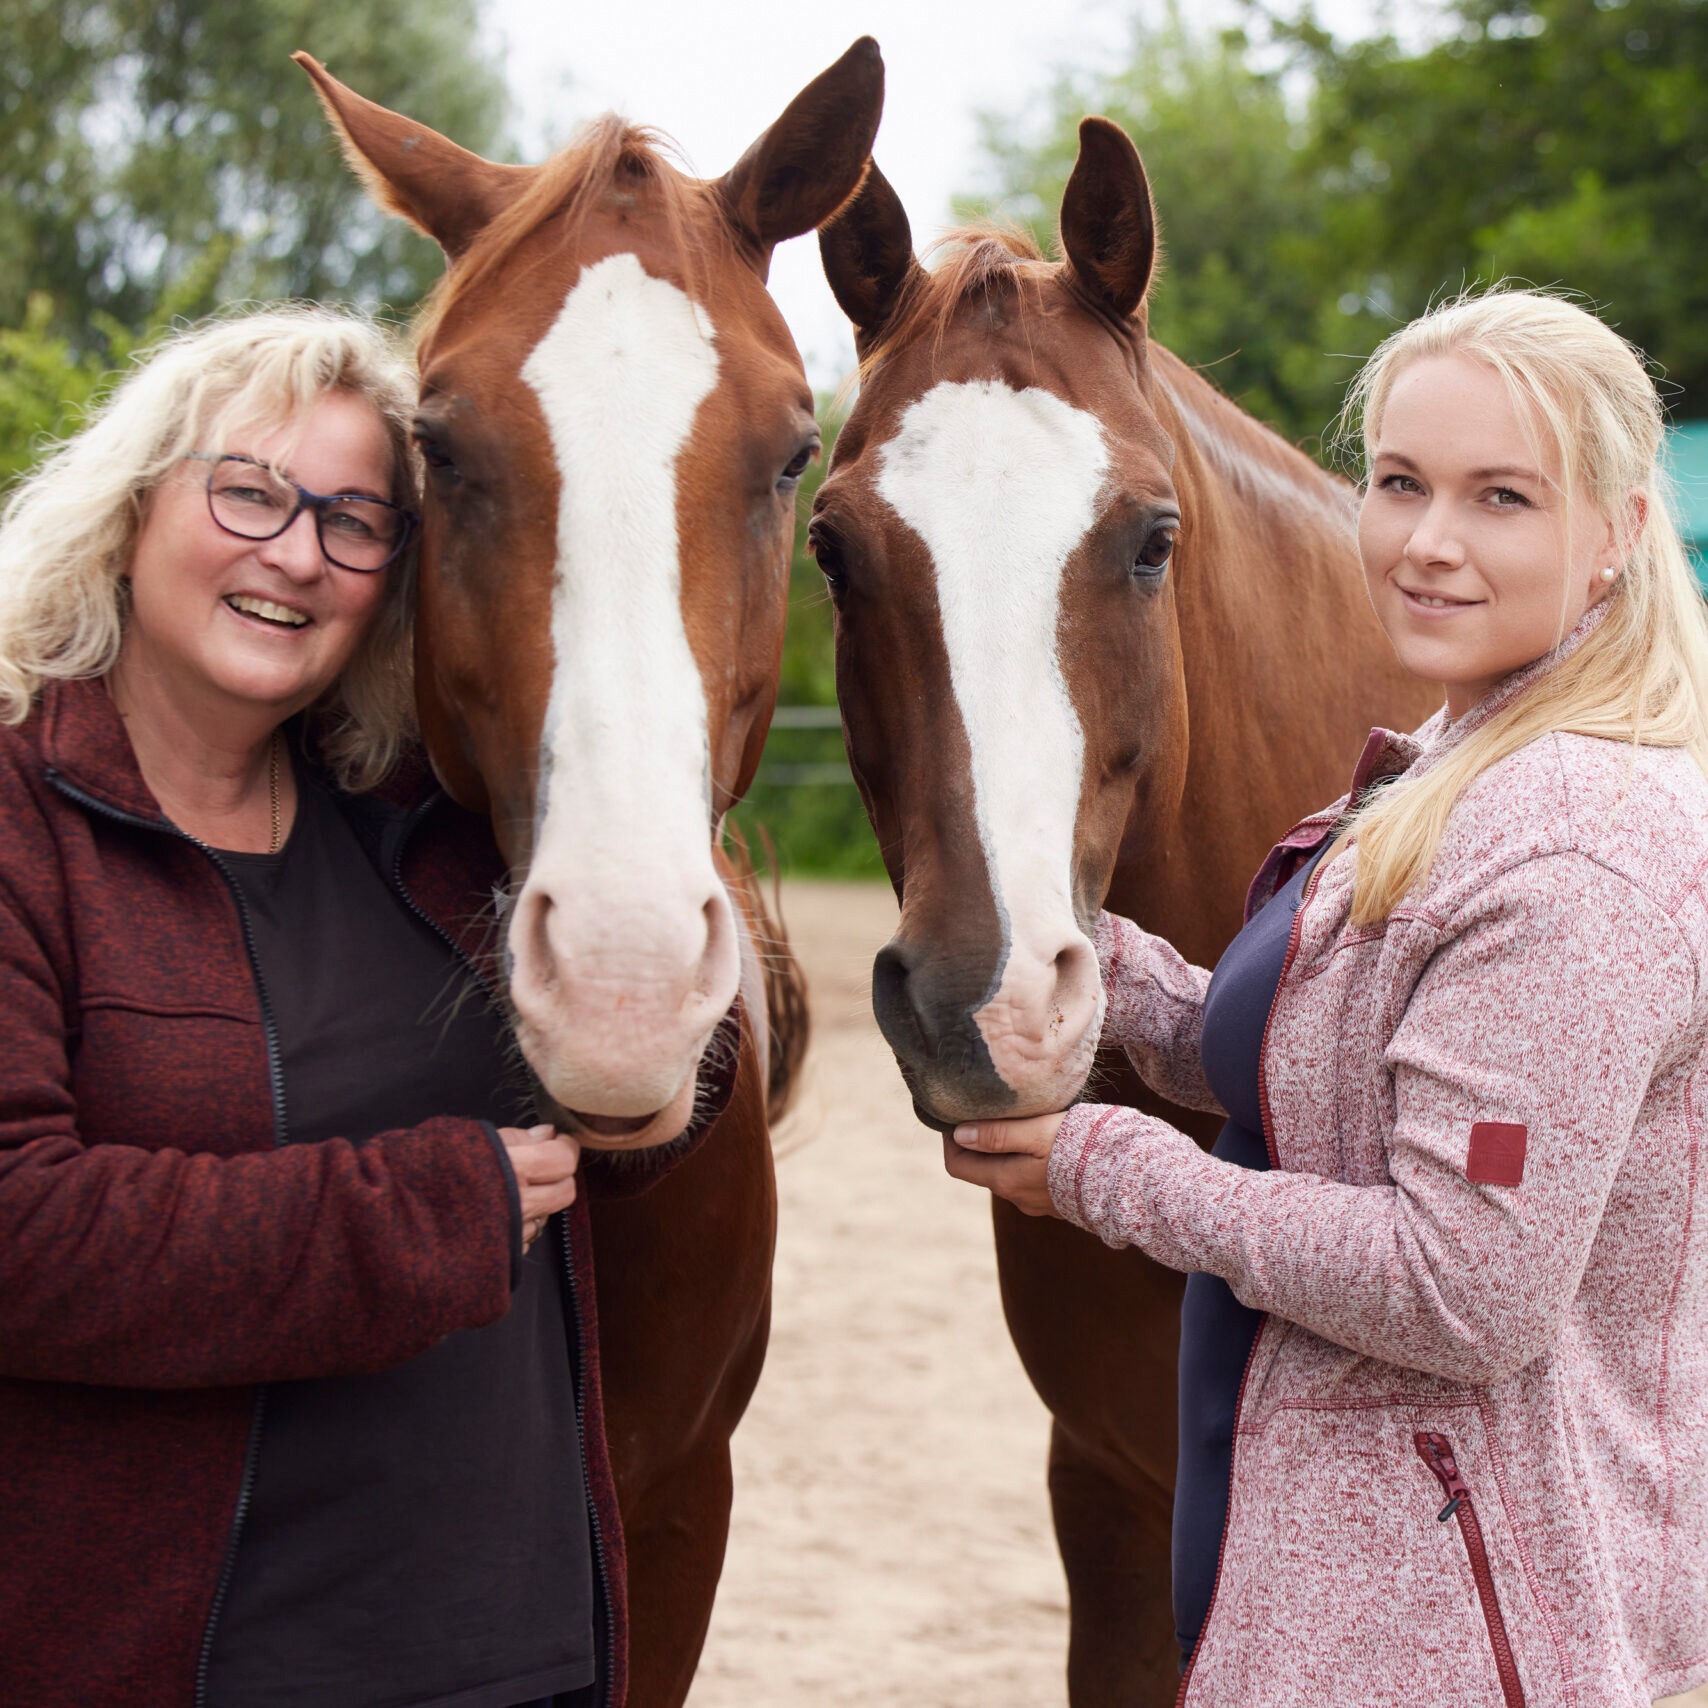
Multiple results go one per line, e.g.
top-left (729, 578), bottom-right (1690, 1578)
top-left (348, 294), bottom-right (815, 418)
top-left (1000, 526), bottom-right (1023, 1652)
top-left (225, 594), bottom-right (310, 629)
top-left (1401, 588), bottom-right (1478, 609)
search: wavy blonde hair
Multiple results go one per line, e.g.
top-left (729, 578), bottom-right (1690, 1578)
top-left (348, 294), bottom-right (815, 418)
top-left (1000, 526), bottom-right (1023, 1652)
top-left (0, 304), bottom-right (420, 790)
top-left (1333, 286), bottom-right (1708, 925)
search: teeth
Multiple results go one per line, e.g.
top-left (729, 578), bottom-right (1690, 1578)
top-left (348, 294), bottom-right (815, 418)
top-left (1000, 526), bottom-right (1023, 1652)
top-left (1413, 593), bottom-right (1459, 608)
top-left (227, 595), bottom-right (308, 628)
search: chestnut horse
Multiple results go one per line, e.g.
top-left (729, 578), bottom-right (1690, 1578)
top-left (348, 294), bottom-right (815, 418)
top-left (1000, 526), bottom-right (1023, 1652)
top-left (298, 43), bottom-right (883, 1707)
top-left (815, 120), bottom-right (1436, 1704)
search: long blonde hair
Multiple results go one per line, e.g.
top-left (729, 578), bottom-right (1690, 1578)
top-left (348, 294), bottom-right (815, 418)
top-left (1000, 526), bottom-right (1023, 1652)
top-left (1334, 286), bottom-right (1708, 925)
top-left (0, 304), bottom-right (420, 790)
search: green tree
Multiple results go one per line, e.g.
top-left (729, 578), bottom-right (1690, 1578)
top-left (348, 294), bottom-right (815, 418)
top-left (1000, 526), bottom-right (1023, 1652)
top-left (1282, 0), bottom-right (1708, 411)
top-left (0, 295), bottom-right (131, 488)
top-left (964, 10), bottom-right (1361, 449)
top-left (0, 0), bottom-right (507, 345)
top-left (965, 0), bottom-right (1708, 444)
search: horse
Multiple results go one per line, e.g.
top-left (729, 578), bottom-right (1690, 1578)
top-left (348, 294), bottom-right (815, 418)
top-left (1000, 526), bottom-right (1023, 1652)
top-left (814, 118), bottom-right (1438, 1704)
top-left (297, 43), bottom-right (883, 1706)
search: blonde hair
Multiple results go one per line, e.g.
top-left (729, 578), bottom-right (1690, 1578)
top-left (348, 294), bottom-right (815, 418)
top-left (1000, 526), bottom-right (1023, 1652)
top-left (1333, 285), bottom-right (1708, 925)
top-left (0, 304), bottom-right (421, 790)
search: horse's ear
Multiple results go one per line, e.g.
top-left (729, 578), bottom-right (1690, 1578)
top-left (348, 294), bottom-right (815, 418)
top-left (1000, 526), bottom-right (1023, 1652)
top-left (717, 37), bottom-right (885, 276)
top-left (819, 160), bottom-right (924, 353)
top-left (293, 53), bottom-right (527, 260)
top-left (1059, 116), bottom-right (1157, 322)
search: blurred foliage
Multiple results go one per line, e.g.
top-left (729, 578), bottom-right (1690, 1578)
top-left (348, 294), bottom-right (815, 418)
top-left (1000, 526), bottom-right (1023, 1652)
top-left (965, 0), bottom-right (1708, 448)
top-left (1292, 0), bottom-right (1708, 415)
top-left (0, 0), bottom-right (506, 349)
top-left (962, 9), bottom-right (1364, 454)
top-left (0, 294), bottom-right (131, 489)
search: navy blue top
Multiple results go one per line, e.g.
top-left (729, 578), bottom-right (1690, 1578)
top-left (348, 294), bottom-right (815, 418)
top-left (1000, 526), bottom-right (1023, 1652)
top-left (204, 774), bottom-right (596, 1708)
top-left (1172, 841), bottom-right (1328, 1664)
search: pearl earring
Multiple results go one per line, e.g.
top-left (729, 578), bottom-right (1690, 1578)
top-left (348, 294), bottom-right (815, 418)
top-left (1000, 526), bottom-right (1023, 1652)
top-left (1600, 565), bottom-right (1619, 583)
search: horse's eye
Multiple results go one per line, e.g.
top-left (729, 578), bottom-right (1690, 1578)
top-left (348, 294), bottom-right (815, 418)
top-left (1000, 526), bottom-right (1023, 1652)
top-left (778, 440), bottom-right (820, 492)
top-left (1134, 524), bottom-right (1177, 576)
top-left (808, 522), bottom-right (848, 601)
top-left (412, 425), bottom-right (456, 476)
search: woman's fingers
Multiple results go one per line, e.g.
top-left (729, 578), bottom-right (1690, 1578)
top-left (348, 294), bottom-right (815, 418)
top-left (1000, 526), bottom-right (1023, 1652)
top-left (951, 1112), bottom-right (1064, 1157)
top-left (498, 1125), bottom-right (582, 1234)
top-left (942, 1111), bottom-right (1067, 1220)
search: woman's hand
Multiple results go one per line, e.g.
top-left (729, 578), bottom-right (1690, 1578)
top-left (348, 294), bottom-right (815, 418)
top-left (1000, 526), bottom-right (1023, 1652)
top-left (498, 1123), bottom-right (582, 1250)
top-left (943, 1112), bottom-right (1068, 1218)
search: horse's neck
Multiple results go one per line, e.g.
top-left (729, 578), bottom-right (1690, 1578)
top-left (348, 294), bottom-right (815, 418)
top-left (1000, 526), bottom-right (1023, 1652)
top-left (1109, 349), bottom-right (1429, 961)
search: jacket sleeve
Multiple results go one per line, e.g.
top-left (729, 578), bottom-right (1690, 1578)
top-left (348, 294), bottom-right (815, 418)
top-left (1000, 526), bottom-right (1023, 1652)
top-left (1093, 910), bottom-right (1225, 1115)
top-left (0, 843), bottom-right (519, 1391)
top-left (1053, 854), bottom-right (1695, 1384)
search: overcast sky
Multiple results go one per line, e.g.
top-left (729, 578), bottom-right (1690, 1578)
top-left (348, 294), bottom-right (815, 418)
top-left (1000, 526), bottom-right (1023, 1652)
top-left (479, 0), bottom-right (1379, 391)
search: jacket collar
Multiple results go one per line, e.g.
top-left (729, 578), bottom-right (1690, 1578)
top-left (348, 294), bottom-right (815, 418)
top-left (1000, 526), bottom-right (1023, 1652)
top-left (1342, 595), bottom-right (1617, 802)
top-left (38, 676), bottom-right (169, 823)
top-left (1242, 598), bottom-right (1617, 921)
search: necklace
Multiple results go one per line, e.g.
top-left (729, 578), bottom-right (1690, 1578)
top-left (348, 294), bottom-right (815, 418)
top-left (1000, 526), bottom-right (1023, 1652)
top-left (267, 731), bottom-right (282, 855)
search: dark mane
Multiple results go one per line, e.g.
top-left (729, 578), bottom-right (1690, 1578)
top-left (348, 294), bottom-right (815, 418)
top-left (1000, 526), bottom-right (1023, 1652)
top-left (858, 223), bottom-right (1054, 381)
top-left (415, 115), bottom-right (737, 346)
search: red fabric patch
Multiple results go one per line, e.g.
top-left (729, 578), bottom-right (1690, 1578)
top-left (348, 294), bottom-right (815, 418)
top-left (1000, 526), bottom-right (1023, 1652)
top-left (1467, 1122), bottom-right (1528, 1187)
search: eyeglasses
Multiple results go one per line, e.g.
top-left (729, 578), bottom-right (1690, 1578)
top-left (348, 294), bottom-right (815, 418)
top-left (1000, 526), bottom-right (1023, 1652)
top-left (185, 452), bottom-right (418, 573)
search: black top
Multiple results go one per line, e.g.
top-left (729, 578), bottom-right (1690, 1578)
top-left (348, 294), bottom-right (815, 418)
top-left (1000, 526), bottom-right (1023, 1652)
top-left (203, 772), bottom-right (595, 1708)
top-left (1172, 842), bottom-right (1328, 1666)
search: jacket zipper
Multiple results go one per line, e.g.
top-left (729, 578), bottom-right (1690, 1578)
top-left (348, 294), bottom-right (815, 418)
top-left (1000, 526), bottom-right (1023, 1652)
top-left (558, 1220), bottom-right (617, 1708)
top-left (45, 771), bottom-right (285, 1708)
top-left (1176, 841), bottom-right (1329, 1706)
top-left (386, 801), bottom-right (616, 1708)
top-left (1415, 1432), bottom-right (1526, 1708)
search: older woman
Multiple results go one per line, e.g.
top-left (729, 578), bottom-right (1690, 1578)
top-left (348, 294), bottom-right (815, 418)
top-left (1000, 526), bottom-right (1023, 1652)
top-left (0, 308), bottom-right (672, 1708)
top-left (949, 289), bottom-right (1708, 1708)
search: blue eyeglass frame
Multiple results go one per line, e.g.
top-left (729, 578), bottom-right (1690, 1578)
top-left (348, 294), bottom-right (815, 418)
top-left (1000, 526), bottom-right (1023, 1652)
top-left (184, 452), bottom-right (419, 572)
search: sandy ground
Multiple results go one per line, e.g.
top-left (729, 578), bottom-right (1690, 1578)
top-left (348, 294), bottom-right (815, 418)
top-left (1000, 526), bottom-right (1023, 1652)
top-left (688, 881), bottom-right (1070, 1707)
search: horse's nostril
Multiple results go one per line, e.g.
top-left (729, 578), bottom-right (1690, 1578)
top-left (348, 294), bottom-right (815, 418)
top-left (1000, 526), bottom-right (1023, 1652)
top-left (871, 940), bottom-right (910, 1006)
top-left (1054, 935), bottom-right (1097, 989)
top-left (871, 940), bottom-right (934, 1052)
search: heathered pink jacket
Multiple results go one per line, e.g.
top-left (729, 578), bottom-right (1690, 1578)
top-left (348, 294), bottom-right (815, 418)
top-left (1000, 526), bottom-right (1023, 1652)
top-left (1050, 618), bottom-right (1708, 1708)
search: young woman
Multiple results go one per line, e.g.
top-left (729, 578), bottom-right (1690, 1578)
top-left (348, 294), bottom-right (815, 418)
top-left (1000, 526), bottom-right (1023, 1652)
top-left (0, 308), bottom-right (722, 1708)
top-left (946, 289), bottom-right (1708, 1708)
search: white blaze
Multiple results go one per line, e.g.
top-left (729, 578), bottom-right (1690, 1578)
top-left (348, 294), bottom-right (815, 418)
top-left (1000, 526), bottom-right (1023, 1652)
top-left (876, 379), bottom-right (1109, 1101)
top-left (511, 251), bottom-right (735, 1117)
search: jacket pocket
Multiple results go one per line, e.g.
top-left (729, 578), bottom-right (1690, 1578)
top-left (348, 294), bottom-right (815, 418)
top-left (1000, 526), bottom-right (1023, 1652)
top-left (1182, 1399), bottom-right (1527, 1708)
top-left (1415, 1431), bottom-right (1527, 1708)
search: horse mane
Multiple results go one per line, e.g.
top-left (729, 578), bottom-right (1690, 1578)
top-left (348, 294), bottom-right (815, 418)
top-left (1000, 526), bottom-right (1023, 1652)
top-left (720, 826), bottom-right (810, 1128)
top-left (858, 223), bottom-right (1056, 383)
top-left (415, 115), bottom-right (739, 347)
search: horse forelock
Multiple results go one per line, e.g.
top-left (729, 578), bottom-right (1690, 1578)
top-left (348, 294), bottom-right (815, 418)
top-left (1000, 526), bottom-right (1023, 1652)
top-left (414, 115), bottom-right (739, 352)
top-left (856, 225), bottom-right (1057, 386)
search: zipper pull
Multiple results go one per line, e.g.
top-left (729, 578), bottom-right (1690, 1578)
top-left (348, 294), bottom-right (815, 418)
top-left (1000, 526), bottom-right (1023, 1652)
top-left (1415, 1431), bottom-right (1471, 1522)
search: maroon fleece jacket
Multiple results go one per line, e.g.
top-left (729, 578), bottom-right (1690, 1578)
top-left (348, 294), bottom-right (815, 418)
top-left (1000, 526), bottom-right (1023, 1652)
top-left (0, 677), bottom-right (734, 1708)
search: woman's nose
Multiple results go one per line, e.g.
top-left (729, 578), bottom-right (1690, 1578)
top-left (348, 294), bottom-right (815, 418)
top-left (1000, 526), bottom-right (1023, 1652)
top-left (1405, 502), bottom-right (1466, 569)
top-left (257, 508), bottom-right (328, 579)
